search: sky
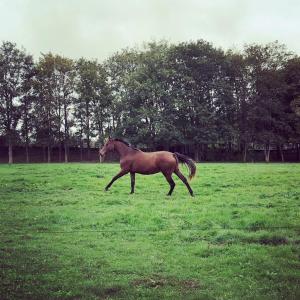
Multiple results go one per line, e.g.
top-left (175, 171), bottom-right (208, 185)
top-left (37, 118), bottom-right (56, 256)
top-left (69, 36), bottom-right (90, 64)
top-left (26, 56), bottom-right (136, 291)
top-left (0, 0), bottom-right (299, 61)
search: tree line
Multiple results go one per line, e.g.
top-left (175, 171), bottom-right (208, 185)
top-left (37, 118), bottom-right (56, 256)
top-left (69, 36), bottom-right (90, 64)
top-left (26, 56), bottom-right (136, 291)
top-left (0, 40), bottom-right (299, 163)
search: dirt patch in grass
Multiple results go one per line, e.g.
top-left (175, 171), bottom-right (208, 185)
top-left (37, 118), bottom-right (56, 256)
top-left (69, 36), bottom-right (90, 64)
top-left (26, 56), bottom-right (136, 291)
top-left (237, 235), bottom-right (290, 246)
top-left (132, 275), bottom-right (201, 290)
top-left (258, 236), bottom-right (288, 245)
top-left (103, 286), bottom-right (122, 296)
top-left (87, 285), bottom-right (123, 298)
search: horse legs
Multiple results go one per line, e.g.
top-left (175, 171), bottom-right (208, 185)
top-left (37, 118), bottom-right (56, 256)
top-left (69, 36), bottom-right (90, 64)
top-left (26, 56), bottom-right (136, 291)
top-left (163, 172), bottom-right (175, 196)
top-left (130, 172), bottom-right (135, 194)
top-left (105, 169), bottom-right (128, 191)
top-left (174, 169), bottom-right (194, 197)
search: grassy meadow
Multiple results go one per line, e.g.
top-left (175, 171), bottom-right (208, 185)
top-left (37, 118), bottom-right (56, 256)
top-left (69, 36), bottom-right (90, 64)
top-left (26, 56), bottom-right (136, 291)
top-left (0, 163), bottom-right (299, 299)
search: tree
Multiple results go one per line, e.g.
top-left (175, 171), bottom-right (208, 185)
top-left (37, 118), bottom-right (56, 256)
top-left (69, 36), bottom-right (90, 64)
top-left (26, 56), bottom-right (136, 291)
top-left (0, 41), bottom-right (33, 163)
top-left (1, 39), bottom-right (298, 163)
top-left (135, 42), bottom-right (180, 150)
top-left (282, 57), bottom-right (300, 160)
top-left (244, 42), bottom-right (293, 162)
top-left (34, 54), bottom-right (57, 162)
top-left (169, 40), bottom-right (226, 160)
top-left (19, 55), bottom-right (36, 162)
top-left (75, 58), bottom-right (111, 159)
top-left (104, 48), bottom-right (140, 139)
top-left (33, 53), bottom-right (76, 162)
top-left (53, 55), bottom-right (75, 162)
top-left (223, 51), bottom-right (249, 161)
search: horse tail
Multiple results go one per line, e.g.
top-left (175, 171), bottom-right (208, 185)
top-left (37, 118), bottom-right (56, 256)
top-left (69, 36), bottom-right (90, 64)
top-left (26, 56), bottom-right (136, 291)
top-left (174, 152), bottom-right (196, 181)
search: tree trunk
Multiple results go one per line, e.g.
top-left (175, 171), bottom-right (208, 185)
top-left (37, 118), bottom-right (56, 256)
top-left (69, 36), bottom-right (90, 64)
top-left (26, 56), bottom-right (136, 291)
top-left (8, 135), bottom-right (13, 164)
top-left (64, 100), bottom-right (69, 163)
top-left (47, 105), bottom-right (52, 163)
top-left (194, 144), bottom-right (200, 162)
top-left (86, 101), bottom-right (90, 160)
top-left (24, 109), bottom-right (30, 163)
top-left (279, 144), bottom-right (284, 162)
top-left (202, 144), bottom-right (207, 161)
top-left (64, 140), bottom-right (68, 162)
top-left (264, 143), bottom-right (270, 162)
top-left (242, 143), bottom-right (247, 162)
top-left (43, 146), bottom-right (46, 162)
top-left (58, 98), bottom-right (62, 162)
top-left (47, 145), bottom-right (51, 163)
top-left (25, 143), bottom-right (29, 163)
top-left (80, 141), bottom-right (83, 161)
top-left (276, 145), bottom-right (281, 161)
top-left (227, 141), bottom-right (232, 161)
top-left (58, 142), bottom-right (62, 162)
top-left (7, 96), bottom-right (13, 164)
top-left (87, 143), bottom-right (90, 161)
top-left (79, 121), bottom-right (84, 161)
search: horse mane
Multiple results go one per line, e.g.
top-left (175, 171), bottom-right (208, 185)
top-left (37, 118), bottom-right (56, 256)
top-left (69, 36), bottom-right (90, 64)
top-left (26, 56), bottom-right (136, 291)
top-left (113, 138), bottom-right (140, 151)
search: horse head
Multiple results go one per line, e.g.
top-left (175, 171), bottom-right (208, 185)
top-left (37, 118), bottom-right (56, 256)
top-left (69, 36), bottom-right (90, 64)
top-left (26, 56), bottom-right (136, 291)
top-left (99, 138), bottom-right (115, 162)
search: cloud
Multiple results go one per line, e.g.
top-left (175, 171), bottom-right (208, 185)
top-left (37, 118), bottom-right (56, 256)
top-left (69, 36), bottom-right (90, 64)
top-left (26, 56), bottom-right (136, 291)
top-left (0, 0), bottom-right (299, 61)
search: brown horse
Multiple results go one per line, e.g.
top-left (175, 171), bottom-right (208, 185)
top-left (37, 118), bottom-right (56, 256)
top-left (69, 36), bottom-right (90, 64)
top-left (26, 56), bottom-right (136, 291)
top-left (99, 138), bottom-right (196, 196)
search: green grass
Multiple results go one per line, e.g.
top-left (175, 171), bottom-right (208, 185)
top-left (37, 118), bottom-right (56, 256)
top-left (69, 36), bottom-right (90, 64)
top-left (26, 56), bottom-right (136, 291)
top-left (0, 163), bottom-right (299, 300)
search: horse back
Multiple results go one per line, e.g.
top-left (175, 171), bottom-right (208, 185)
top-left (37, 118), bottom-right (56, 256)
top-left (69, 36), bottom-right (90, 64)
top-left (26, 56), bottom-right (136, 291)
top-left (125, 151), bottom-right (177, 174)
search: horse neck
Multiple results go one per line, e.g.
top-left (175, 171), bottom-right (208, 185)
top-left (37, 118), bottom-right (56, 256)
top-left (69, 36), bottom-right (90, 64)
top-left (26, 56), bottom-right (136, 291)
top-left (114, 142), bottom-right (132, 158)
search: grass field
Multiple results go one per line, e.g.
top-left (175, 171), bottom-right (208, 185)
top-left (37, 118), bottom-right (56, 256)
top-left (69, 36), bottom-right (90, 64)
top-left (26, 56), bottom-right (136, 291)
top-left (0, 163), bottom-right (299, 300)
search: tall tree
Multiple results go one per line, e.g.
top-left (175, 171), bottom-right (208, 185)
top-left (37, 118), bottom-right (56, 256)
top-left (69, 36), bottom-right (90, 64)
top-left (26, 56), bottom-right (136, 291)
top-left (225, 51), bottom-right (252, 161)
top-left (244, 42), bottom-right (293, 161)
top-left (75, 58), bottom-right (110, 158)
top-left (104, 48), bottom-right (139, 138)
top-left (282, 57), bottom-right (300, 160)
top-left (34, 54), bottom-right (75, 162)
top-left (0, 41), bottom-right (33, 163)
top-left (19, 55), bottom-right (36, 162)
top-left (54, 56), bottom-right (75, 162)
top-left (34, 54), bottom-right (57, 162)
top-left (169, 40), bottom-right (225, 160)
top-left (135, 42), bottom-right (179, 150)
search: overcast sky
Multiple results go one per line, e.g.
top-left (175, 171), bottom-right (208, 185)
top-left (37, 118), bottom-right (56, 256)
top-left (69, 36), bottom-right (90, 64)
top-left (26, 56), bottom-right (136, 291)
top-left (0, 0), bottom-right (299, 61)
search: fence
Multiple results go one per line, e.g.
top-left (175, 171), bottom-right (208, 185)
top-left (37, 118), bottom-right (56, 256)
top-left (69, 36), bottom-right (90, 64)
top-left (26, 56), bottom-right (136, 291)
top-left (0, 146), bottom-right (299, 163)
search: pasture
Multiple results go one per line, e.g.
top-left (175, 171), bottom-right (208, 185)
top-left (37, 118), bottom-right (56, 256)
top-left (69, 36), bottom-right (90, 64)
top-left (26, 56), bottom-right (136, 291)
top-left (0, 163), bottom-right (299, 299)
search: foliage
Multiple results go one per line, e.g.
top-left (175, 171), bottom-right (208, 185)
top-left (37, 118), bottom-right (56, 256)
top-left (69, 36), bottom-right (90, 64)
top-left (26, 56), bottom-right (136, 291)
top-left (0, 40), bottom-right (300, 162)
top-left (0, 41), bottom-right (33, 162)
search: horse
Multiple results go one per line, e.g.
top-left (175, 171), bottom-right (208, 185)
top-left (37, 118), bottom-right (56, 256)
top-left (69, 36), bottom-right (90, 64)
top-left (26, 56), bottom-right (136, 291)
top-left (99, 138), bottom-right (196, 196)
